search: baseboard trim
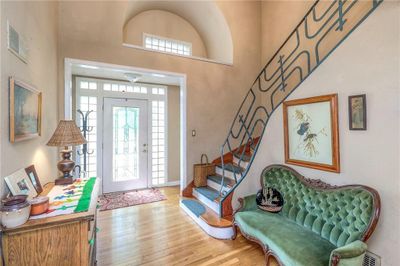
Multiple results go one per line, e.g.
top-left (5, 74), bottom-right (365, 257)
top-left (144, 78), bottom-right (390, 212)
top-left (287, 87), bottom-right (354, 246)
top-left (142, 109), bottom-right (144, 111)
top-left (152, 181), bottom-right (180, 188)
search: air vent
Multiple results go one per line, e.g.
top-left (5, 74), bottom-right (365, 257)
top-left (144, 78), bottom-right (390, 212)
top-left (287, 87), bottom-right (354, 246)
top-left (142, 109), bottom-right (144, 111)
top-left (363, 251), bottom-right (381, 266)
top-left (7, 21), bottom-right (27, 63)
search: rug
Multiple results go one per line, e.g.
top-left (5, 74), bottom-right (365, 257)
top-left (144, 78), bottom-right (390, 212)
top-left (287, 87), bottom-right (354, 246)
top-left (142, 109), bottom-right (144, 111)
top-left (98, 188), bottom-right (167, 211)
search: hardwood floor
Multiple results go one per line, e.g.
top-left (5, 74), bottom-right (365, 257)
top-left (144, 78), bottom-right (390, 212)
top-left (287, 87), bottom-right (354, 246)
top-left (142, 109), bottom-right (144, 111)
top-left (97, 186), bottom-right (276, 266)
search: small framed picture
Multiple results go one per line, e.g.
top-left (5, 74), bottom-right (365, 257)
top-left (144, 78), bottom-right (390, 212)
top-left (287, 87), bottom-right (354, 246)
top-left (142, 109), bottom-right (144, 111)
top-left (9, 77), bottom-right (42, 143)
top-left (348, 94), bottom-right (367, 130)
top-left (25, 165), bottom-right (43, 194)
top-left (4, 168), bottom-right (38, 199)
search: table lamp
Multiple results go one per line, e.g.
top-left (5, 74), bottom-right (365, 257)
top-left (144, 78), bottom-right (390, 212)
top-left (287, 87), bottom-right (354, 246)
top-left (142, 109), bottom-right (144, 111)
top-left (47, 120), bottom-right (87, 185)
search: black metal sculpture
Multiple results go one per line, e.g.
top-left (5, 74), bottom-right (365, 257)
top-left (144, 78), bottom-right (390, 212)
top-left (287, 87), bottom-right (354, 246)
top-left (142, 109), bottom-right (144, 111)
top-left (77, 109), bottom-right (94, 173)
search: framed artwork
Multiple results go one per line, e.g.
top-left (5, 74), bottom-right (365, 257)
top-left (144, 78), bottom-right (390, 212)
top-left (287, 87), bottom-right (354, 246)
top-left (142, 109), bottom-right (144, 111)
top-left (9, 77), bottom-right (42, 143)
top-left (4, 168), bottom-right (38, 199)
top-left (25, 165), bottom-right (43, 194)
top-left (283, 94), bottom-right (340, 173)
top-left (349, 94), bottom-right (367, 130)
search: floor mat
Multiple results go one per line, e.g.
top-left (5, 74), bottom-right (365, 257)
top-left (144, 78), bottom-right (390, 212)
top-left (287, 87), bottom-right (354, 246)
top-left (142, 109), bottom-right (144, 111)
top-left (98, 188), bottom-right (167, 211)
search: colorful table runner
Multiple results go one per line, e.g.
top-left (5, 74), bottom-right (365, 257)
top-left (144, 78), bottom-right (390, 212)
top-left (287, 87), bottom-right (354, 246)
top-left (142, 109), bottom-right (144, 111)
top-left (30, 177), bottom-right (96, 220)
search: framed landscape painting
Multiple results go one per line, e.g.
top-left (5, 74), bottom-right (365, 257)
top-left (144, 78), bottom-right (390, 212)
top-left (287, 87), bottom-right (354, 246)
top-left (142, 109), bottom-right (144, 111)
top-left (283, 94), bottom-right (340, 173)
top-left (349, 94), bottom-right (367, 130)
top-left (9, 77), bottom-right (42, 143)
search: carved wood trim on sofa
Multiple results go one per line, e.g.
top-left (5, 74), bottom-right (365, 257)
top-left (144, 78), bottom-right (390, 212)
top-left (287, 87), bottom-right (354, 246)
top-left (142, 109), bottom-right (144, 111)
top-left (232, 164), bottom-right (381, 266)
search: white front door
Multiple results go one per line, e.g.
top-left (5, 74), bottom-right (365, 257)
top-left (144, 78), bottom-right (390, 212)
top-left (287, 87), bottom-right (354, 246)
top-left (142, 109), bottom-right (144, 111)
top-left (103, 98), bottom-right (148, 193)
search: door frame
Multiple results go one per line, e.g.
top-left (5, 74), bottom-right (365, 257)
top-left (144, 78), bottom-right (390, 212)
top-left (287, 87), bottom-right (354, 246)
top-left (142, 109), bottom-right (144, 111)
top-left (74, 77), bottom-right (169, 192)
top-left (103, 97), bottom-right (149, 193)
top-left (64, 58), bottom-right (187, 194)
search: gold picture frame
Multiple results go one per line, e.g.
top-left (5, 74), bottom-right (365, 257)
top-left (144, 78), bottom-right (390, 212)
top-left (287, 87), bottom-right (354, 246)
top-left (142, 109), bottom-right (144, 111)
top-left (9, 77), bottom-right (42, 143)
top-left (283, 94), bottom-right (340, 173)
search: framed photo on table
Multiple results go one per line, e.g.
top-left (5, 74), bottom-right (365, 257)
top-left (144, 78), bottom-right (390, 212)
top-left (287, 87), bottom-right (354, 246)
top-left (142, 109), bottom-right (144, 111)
top-left (283, 94), bottom-right (340, 173)
top-left (25, 165), bottom-right (43, 194)
top-left (4, 168), bottom-right (38, 199)
top-left (9, 77), bottom-right (42, 143)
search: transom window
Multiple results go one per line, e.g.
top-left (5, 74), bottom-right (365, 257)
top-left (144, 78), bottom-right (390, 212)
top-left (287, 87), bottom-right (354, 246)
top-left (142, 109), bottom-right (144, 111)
top-left (143, 33), bottom-right (192, 56)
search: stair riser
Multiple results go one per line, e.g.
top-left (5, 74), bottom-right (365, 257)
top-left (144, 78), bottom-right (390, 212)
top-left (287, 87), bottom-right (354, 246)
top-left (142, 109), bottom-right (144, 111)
top-left (233, 156), bottom-right (250, 168)
top-left (207, 179), bottom-right (230, 194)
top-left (192, 189), bottom-right (220, 215)
top-left (216, 167), bottom-right (241, 180)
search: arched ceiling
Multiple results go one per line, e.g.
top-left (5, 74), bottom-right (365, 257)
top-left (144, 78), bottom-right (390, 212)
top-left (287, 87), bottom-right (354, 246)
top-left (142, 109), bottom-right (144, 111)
top-left (124, 1), bottom-right (233, 64)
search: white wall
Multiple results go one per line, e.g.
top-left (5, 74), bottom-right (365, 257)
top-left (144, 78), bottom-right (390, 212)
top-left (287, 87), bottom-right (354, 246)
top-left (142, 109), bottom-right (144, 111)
top-left (236, 2), bottom-right (400, 265)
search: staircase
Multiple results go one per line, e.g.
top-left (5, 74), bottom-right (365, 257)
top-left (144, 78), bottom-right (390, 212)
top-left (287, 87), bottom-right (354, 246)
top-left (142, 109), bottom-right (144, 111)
top-left (180, 0), bottom-right (383, 239)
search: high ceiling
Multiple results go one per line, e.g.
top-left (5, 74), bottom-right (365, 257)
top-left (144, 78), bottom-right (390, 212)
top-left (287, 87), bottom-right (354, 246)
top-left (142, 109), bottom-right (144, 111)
top-left (124, 1), bottom-right (233, 63)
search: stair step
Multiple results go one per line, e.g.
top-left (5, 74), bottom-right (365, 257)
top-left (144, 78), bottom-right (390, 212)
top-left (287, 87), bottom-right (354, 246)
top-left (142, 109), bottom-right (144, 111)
top-left (208, 175), bottom-right (235, 188)
top-left (193, 186), bottom-right (220, 202)
top-left (233, 152), bottom-right (252, 162)
top-left (250, 142), bottom-right (258, 151)
top-left (180, 197), bottom-right (234, 239)
top-left (217, 163), bottom-right (244, 173)
top-left (192, 186), bottom-right (220, 214)
top-left (215, 165), bottom-right (242, 181)
top-left (181, 199), bottom-right (206, 217)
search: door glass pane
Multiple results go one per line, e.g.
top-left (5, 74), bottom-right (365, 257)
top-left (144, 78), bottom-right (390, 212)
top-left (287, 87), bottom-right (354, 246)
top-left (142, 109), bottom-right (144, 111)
top-left (112, 106), bottom-right (139, 182)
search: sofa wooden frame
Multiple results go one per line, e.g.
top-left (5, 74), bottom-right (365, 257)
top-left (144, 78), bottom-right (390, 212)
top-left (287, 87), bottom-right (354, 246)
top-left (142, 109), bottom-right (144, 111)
top-left (232, 164), bottom-right (381, 266)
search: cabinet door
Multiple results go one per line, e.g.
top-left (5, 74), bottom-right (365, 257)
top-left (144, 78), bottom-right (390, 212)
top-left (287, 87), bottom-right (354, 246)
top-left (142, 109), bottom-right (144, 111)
top-left (4, 221), bottom-right (82, 266)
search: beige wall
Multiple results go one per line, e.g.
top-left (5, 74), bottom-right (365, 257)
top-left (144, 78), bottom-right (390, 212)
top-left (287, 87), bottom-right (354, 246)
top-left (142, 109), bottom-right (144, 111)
top-left (124, 1), bottom-right (233, 63)
top-left (124, 10), bottom-right (208, 58)
top-left (261, 1), bottom-right (314, 66)
top-left (236, 1), bottom-right (400, 265)
top-left (0, 1), bottom-right (59, 196)
top-left (167, 85), bottom-right (180, 182)
top-left (58, 1), bottom-right (262, 184)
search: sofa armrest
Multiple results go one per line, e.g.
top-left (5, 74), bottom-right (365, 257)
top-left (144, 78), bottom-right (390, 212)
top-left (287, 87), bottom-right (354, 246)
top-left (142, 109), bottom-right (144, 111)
top-left (236, 194), bottom-right (257, 213)
top-left (329, 240), bottom-right (367, 266)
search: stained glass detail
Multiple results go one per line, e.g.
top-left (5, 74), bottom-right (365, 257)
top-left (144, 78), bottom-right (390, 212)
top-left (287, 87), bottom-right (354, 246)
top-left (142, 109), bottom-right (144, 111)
top-left (112, 107), bottom-right (140, 182)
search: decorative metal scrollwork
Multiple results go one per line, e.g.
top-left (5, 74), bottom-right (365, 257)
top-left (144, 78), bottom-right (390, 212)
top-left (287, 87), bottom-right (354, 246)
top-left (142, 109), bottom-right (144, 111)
top-left (217, 0), bottom-right (383, 217)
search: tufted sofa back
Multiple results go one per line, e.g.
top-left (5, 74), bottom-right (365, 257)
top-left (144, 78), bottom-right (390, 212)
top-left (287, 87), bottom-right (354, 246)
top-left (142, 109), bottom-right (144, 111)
top-left (262, 165), bottom-right (379, 247)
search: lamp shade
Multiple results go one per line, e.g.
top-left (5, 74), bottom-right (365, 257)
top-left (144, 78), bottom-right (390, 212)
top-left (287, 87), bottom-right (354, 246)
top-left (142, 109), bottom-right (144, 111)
top-left (47, 120), bottom-right (87, 147)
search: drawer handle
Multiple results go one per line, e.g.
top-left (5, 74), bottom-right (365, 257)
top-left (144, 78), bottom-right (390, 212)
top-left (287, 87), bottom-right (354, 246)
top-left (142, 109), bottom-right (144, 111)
top-left (96, 227), bottom-right (100, 233)
top-left (88, 238), bottom-right (95, 246)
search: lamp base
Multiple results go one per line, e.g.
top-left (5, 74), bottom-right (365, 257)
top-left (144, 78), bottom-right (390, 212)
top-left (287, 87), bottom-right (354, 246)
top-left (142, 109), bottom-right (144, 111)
top-left (57, 148), bottom-right (75, 183)
top-left (55, 177), bottom-right (73, 185)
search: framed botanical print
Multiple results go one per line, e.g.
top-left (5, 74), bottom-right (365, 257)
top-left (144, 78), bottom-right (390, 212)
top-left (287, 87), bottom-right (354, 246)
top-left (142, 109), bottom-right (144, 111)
top-left (9, 77), bottom-right (42, 143)
top-left (349, 94), bottom-right (366, 130)
top-left (283, 94), bottom-right (340, 173)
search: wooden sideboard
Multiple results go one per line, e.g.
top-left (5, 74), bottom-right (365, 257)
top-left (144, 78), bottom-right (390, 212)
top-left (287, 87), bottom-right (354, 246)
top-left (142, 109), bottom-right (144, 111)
top-left (0, 178), bottom-right (100, 266)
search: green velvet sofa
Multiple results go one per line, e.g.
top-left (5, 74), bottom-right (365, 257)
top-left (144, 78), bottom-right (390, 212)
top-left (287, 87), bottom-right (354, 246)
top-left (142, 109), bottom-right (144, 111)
top-left (232, 165), bottom-right (380, 266)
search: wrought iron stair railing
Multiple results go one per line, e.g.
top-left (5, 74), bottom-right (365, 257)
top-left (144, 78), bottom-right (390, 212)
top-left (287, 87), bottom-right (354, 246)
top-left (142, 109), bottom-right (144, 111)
top-left (217, 0), bottom-right (383, 217)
